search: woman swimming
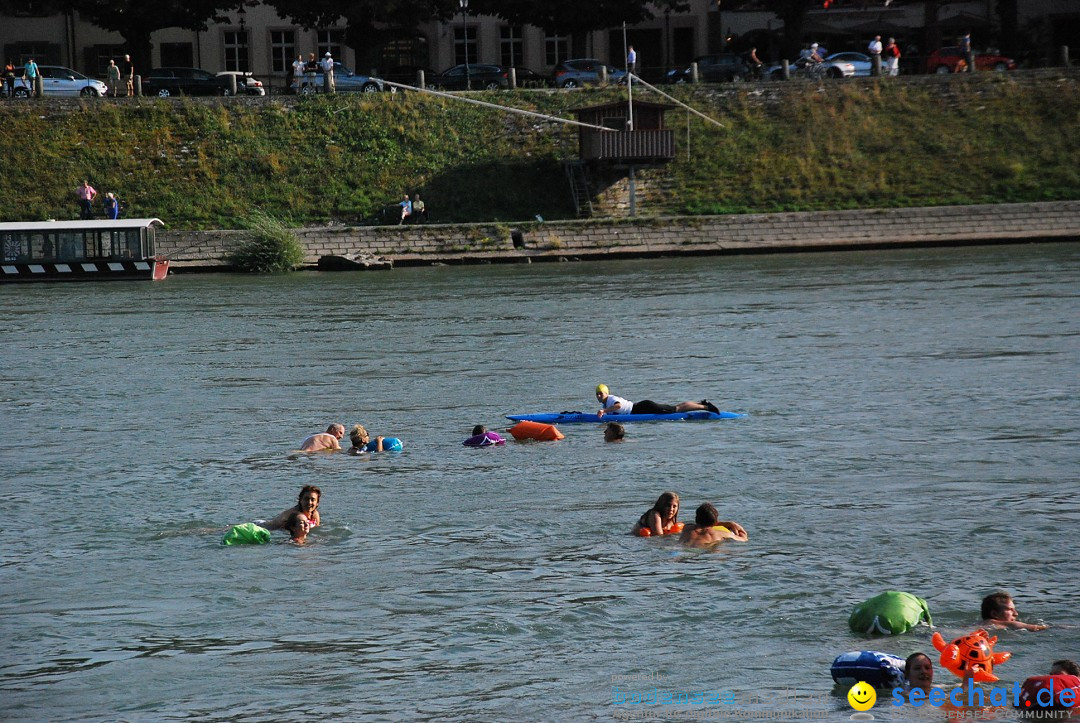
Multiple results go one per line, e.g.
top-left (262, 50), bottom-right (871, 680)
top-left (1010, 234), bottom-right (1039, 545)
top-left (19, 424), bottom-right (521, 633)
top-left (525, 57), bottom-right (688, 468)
top-left (631, 492), bottom-right (682, 536)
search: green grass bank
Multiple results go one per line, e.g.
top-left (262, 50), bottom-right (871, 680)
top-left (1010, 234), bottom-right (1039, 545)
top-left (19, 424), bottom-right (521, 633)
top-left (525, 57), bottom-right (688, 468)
top-left (1, 71), bottom-right (1078, 230)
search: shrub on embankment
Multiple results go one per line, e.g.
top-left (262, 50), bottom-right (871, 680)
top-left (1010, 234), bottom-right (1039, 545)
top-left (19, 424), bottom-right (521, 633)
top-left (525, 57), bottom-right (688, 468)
top-left (0, 71), bottom-right (1077, 229)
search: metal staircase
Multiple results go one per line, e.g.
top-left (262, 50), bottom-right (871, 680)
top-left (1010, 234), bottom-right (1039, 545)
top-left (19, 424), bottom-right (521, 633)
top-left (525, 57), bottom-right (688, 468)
top-left (564, 161), bottom-right (593, 218)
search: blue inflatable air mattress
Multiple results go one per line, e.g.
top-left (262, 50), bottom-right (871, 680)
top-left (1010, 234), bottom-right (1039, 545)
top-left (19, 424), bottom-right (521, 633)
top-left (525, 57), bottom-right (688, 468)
top-left (505, 411), bottom-right (745, 423)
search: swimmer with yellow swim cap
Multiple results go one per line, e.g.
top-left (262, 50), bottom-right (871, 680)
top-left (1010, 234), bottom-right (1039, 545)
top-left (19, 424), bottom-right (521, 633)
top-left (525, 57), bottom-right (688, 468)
top-left (595, 384), bottom-right (720, 417)
top-left (678, 503), bottom-right (749, 547)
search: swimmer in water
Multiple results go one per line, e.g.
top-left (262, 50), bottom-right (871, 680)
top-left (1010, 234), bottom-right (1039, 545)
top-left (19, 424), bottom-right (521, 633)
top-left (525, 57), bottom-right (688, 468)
top-left (266, 485), bottom-right (321, 530)
top-left (981, 591), bottom-right (1049, 631)
top-left (300, 423), bottom-right (344, 452)
top-left (285, 510), bottom-right (313, 543)
top-left (678, 503), bottom-right (749, 547)
top-left (904, 653), bottom-right (934, 694)
top-left (604, 422), bottom-right (625, 442)
top-left (1050, 660), bottom-right (1079, 676)
top-left (631, 491), bottom-right (681, 536)
top-left (347, 423), bottom-right (389, 454)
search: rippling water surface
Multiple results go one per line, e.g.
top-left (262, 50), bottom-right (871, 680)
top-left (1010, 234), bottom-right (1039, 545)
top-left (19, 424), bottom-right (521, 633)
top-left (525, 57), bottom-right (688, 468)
top-left (2, 243), bottom-right (1078, 721)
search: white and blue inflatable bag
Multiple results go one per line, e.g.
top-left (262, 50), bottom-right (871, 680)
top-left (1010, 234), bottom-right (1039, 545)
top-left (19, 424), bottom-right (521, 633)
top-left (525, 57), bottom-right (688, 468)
top-left (831, 651), bottom-right (906, 689)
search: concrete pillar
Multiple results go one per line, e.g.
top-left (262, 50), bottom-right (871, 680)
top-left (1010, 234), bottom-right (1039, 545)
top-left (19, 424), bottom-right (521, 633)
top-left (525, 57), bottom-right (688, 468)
top-left (1061, 45), bottom-right (1070, 67)
top-left (871, 55), bottom-right (882, 77)
top-left (34, 75), bottom-right (43, 97)
top-left (781, 59), bottom-right (790, 80)
top-left (599, 65), bottom-right (608, 85)
top-left (227, 74), bottom-right (237, 96)
top-left (690, 62), bottom-right (699, 83)
top-left (134, 75), bottom-right (142, 96)
top-left (417, 69), bottom-right (425, 88)
top-left (966, 50), bottom-right (976, 72)
top-left (509, 67), bottom-right (517, 89)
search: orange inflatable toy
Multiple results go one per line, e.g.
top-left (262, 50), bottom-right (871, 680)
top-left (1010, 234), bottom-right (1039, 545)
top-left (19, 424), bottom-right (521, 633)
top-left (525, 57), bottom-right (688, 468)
top-left (508, 420), bottom-right (565, 441)
top-left (931, 629), bottom-right (1011, 682)
top-left (637, 522), bottom-right (685, 537)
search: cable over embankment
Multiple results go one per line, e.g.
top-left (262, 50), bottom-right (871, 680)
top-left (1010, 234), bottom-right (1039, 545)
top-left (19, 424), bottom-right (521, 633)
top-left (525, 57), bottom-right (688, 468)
top-left (626, 74), bottom-right (725, 129)
top-left (380, 80), bottom-right (616, 133)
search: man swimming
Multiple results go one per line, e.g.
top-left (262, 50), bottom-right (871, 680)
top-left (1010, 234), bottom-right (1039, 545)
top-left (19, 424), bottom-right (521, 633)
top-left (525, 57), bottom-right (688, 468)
top-left (678, 503), bottom-right (749, 548)
top-left (300, 423), bottom-right (344, 451)
top-left (981, 591), bottom-right (1049, 631)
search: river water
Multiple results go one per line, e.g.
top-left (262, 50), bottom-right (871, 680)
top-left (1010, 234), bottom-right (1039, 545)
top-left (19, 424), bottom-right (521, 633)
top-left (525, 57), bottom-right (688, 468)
top-left (1, 243), bottom-right (1078, 721)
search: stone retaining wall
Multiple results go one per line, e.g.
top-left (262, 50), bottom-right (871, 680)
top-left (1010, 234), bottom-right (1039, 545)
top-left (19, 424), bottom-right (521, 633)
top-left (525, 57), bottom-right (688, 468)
top-left (159, 200), bottom-right (1080, 270)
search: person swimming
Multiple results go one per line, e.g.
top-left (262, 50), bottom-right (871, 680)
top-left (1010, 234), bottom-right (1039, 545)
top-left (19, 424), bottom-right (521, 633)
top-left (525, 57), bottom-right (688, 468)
top-left (678, 503), bottom-right (749, 547)
top-left (981, 591), bottom-right (1049, 631)
top-left (300, 423), bottom-right (344, 451)
top-left (904, 652), bottom-right (934, 694)
top-left (284, 510), bottom-right (313, 543)
top-left (265, 485), bottom-right (321, 530)
top-left (631, 491), bottom-right (682, 536)
top-left (603, 422), bottom-right (625, 442)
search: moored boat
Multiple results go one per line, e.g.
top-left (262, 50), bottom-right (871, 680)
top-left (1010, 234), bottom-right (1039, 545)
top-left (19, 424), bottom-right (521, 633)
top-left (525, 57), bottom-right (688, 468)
top-left (1, 218), bottom-right (168, 282)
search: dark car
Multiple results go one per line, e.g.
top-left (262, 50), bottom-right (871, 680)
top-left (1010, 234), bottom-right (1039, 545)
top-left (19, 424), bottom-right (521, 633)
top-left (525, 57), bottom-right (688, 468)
top-left (291, 62), bottom-right (385, 94)
top-left (142, 67), bottom-right (232, 97)
top-left (433, 64), bottom-right (506, 91)
top-left (506, 67), bottom-right (549, 88)
top-left (551, 58), bottom-right (626, 88)
top-left (666, 54), bottom-right (749, 83)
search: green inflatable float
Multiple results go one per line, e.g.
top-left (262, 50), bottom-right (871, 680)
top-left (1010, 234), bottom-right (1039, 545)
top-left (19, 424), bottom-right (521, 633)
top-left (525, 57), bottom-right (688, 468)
top-left (222, 522), bottom-right (271, 546)
top-left (849, 590), bottom-right (932, 636)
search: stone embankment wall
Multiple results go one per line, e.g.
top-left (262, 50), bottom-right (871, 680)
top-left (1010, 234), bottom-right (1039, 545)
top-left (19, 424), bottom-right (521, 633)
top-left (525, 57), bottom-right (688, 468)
top-left (159, 200), bottom-right (1080, 270)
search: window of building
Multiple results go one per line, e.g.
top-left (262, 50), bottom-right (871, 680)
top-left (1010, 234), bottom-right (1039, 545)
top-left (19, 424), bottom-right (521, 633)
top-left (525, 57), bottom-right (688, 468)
top-left (672, 27), bottom-right (695, 65)
top-left (380, 35), bottom-right (430, 69)
top-left (159, 43), bottom-right (193, 68)
top-left (8, 42), bottom-right (60, 66)
top-left (85, 45), bottom-right (126, 77)
top-left (270, 30), bottom-right (296, 73)
top-left (224, 30), bottom-right (249, 72)
top-left (499, 26), bottom-right (523, 68)
top-left (454, 25), bottom-right (477, 66)
top-left (545, 33), bottom-right (568, 67)
top-left (317, 29), bottom-right (345, 61)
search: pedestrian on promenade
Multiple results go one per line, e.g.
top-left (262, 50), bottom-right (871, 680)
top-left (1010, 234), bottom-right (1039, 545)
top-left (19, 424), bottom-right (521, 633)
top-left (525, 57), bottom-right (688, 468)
top-left (76, 180), bottom-right (98, 219)
top-left (121, 54), bottom-right (134, 96)
top-left (883, 37), bottom-right (901, 76)
top-left (107, 59), bottom-right (120, 97)
top-left (626, 46), bottom-right (637, 76)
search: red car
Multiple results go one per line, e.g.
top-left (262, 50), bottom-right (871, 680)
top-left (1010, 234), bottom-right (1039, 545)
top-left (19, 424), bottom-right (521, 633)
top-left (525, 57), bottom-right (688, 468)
top-left (925, 46), bottom-right (1017, 73)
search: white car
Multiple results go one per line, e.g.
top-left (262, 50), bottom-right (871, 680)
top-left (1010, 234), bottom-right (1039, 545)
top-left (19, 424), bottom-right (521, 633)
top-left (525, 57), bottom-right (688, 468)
top-left (5, 65), bottom-right (107, 97)
top-left (216, 71), bottom-right (266, 96)
top-left (824, 52), bottom-right (875, 77)
top-left (768, 56), bottom-right (856, 80)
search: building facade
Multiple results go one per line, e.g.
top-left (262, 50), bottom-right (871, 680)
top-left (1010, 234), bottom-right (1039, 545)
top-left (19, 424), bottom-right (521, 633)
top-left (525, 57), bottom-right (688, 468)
top-left (1, 1), bottom-right (1074, 86)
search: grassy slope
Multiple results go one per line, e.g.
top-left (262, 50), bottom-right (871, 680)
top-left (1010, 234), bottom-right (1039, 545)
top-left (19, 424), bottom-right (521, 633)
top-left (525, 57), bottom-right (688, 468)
top-left (0, 75), bottom-right (1077, 230)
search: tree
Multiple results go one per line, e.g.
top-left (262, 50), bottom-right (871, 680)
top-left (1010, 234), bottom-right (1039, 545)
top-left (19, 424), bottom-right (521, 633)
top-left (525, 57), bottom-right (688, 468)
top-left (263, 0), bottom-right (455, 69)
top-left (55, 0), bottom-right (240, 74)
top-left (469, 0), bottom-right (687, 36)
top-left (713, 0), bottom-right (817, 59)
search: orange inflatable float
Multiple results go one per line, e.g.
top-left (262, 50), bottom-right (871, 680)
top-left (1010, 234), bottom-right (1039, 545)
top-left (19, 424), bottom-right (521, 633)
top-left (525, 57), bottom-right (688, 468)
top-left (637, 522), bottom-right (685, 537)
top-left (931, 629), bottom-right (1011, 682)
top-left (508, 420), bottom-right (565, 441)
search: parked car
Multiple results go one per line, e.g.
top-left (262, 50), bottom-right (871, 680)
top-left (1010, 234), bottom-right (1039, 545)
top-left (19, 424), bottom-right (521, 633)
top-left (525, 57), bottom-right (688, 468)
top-left (925, 46), bottom-right (1017, 73)
top-left (143, 67), bottom-right (232, 97)
top-left (380, 65), bottom-right (438, 90)
top-left (666, 54), bottom-right (749, 83)
top-left (506, 67), bottom-right (549, 88)
top-left (822, 51), bottom-right (875, 77)
top-left (292, 62), bottom-right (386, 94)
top-left (432, 64), bottom-right (506, 91)
top-left (3, 65), bottom-right (107, 97)
top-left (767, 56), bottom-right (856, 80)
top-left (216, 71), bottom-right (266, 96)
top-left (551, 58), bottom-right (627, 88)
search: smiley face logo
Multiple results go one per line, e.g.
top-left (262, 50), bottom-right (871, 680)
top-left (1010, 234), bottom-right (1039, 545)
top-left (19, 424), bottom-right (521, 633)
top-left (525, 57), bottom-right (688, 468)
top-left (847, 682), bottom-right (877, 711)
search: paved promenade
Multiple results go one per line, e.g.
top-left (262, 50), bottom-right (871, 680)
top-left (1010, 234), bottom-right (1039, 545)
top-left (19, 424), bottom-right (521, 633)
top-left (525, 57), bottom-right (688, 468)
top-left (159, 200), bottom-right (1080, 269)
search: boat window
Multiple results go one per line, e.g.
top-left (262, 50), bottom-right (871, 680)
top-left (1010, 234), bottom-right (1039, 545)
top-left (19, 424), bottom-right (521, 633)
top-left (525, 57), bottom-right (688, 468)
top-left (57, 232), bottom-right (85, 260)
top-left (124, 230), bottom-right (143, 258)
top-left (33, 233), bottom-right (55, 260)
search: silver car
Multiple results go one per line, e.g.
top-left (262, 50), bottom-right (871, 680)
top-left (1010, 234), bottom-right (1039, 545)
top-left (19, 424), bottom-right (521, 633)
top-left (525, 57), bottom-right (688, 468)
top-left (292, 62), bottom-right (385, 94)
top-left (6, 65), bottom-right (107, 97)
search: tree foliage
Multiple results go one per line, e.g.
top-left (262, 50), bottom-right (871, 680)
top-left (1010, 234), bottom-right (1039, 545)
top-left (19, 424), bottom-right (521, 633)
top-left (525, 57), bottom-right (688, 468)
top-left (56, 0), bottom-right (240, 72)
